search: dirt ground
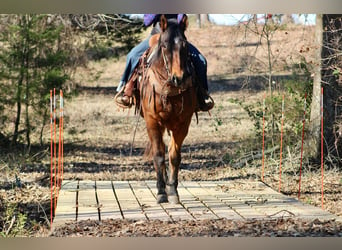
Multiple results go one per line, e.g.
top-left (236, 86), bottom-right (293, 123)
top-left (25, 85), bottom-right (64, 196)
top-left (1, 21), bottom-right (342, 237)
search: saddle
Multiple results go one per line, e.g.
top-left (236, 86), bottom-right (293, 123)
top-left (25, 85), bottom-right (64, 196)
top-left (120, 34), bottom-right (161, 108)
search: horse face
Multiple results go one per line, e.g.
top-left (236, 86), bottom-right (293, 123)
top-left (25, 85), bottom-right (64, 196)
top-left (159, 15), bottom-right (190, 87)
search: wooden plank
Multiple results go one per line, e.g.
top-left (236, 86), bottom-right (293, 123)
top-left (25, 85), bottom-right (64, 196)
top-left (77, 180), bottom-right (99, 221)
top-left (181, 181), bottom-right (243, 220)
top-left (129, 181), bottom-right (170, 221)
top-left (53, 180), bottom-right (341, 225)
top-left (53, 180), bottom-right (78, 226)
top-left (197, 181), bottom-right (260, 220)
top-left (96, 181), bottom-right (123, 220)
top-left (214, 181), bottom-right (292, 219)
top-left (214, 181), bottom-right (337, 220)
top-left (112, 181), bottom-right (145, 220)
top-left (145, 181), bottom-right (194, 221)
top-left (282, 200), bottom-right (339, 220)
top-left (178, 182), bottom-right (219, 220)
top-left (224, 182), bottom-right (338, 220)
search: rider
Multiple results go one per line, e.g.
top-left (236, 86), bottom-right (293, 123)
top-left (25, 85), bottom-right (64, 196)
top-left (116, 14), bottom-right (214, 111)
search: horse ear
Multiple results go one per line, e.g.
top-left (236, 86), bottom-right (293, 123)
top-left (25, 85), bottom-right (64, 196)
top-left (180, 15), bottom-right (188, 31)
top-left (160, 15), bottom-right (168, 32)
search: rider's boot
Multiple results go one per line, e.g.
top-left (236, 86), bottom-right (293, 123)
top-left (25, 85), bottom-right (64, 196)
top-left (197, 87), bottom-right (214, 112)
top-left (114, 79), bottom-right (135, 108)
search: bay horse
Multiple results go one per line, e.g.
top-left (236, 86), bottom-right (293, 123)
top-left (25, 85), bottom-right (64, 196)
top-left (137, 15), bottom-right (197, 204)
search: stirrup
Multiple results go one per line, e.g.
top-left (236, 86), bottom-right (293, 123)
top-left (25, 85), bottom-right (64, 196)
top-left (114, 88), bottom-right (133, 109)
top-left (198, 95), bottom-right (214, 112)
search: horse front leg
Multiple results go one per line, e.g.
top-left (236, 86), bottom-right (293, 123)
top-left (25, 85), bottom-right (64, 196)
top-left (167, 124), bottom-right (190, 204)
top-left (147, 124), bottom-right (168, 203)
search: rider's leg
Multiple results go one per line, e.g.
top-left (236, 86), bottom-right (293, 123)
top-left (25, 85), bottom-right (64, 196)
top-left (116, 37), bottom-right (150, 107)
top-left (188, 43), bottom-right (214, 111)
top-left (117, 37), bottom-right (151, 92)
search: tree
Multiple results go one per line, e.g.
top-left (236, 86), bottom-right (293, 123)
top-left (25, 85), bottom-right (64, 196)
top-left (196, 14), bottom-right (210, 28)
top-left (68, 14), bottom-right (145, 51)
top-left (308, 14), bottom-right (342, 166)
top-left (0, 14), bottom-right (145, 149)
top-left (0, 15), bottom-right (73, 148)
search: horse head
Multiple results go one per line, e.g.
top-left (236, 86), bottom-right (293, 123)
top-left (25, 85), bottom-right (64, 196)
top-left (156, 14), bottom-right (191, 88)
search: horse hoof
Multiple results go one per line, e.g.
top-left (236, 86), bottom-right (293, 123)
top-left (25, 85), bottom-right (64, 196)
top-left (168, 195), bottom-right (180, 204)
top-left (157, 194), bottom-right (168, 204)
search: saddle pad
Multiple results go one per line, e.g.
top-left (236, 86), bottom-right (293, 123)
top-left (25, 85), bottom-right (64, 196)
top-left (149, 34), bottom-right (160, 47)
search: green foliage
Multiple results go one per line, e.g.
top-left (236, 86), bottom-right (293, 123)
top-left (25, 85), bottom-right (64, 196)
top-left (74, 14), bottom-right (146, 60)
top-left (285, 56), bottom-right (313, 106)
top-left (230, 82), bottom-right (310, 153)
top-left (1, 203), bottom-right (28, 237)
top-left (0, 14), bottom-right (146, 148)
top-left (0, 15), bottom-right (73, 147)
top-left (229, 97), bottom-right (263, 138)
top-left (211, 104), bottom-right (224, 131)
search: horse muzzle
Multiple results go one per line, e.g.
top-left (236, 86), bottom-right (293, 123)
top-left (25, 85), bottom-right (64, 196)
top-left (171, 74), bottom-right (184, 87)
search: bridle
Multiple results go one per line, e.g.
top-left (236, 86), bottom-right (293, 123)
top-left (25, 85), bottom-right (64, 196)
top-left (160, 46), bottom-right (172, 83)
top-left (158, 36), bottom-right (192, 88)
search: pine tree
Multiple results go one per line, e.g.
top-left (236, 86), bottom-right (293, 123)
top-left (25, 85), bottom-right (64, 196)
top-left (0, 15), bottom-right (70, 148)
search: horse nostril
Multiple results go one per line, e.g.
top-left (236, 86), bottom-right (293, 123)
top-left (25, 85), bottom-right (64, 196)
top-left (172, 75), bottom-right (179, 86)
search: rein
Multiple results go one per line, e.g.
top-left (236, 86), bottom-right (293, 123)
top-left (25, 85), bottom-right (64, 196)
top-left (150, 42), bottom-right (192, 97)
top-left (141, 28), bottom-right (194, 114)
top-left (161, 47), bottom-right (172, 83)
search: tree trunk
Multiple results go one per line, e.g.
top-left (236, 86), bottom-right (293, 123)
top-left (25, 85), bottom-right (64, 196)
top-left (281, 14), bottom-right (294, 24)
top-left (25, 53), bottom-right (31, 149)
top-left (200, 14), bottom-right (210, 24)
top-left (308, 14), bottom-right (342, 166)
top-left (307, 14), bottom-right (323, 157)
top-left (196, 14), bottom-right (201, 28)
top-left (13, 78), bottom-right (22, 145)
top-left (24, 15), bottom-right (31, 149)
top-left (12, 17), bottom-right (27, 145)
top-left (321, 15), bottom-right (342, 165)
top-left (197, 14), bottom-right (210, 28)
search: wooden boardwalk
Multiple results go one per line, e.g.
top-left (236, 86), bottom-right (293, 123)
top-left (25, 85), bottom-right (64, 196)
top-left (53, 180), bottom-right (341, 227)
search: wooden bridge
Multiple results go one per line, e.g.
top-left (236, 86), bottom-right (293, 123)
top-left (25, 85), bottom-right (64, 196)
top-left (53, 179), bottom-right (341, 227)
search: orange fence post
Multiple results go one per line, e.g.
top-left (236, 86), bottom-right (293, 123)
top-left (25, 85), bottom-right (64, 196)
top-left (279, 94), bottom-right (285, 193)
top-left (261, 93), bottom-right (266, 181)
top-left (50, 90), bottom-right (53, 227)
top-left (321, 87), bottom-right (324, 209)
top-left (50, 88), bottom-right (64, 228)
top-left (57, 91), bottom-right (62, 199)
top-left (298, 93), bottom-right (307, 200)
top-left (60, 90), bottom-right (64, 185)
top-left (53, 88), bottom-right (57, 211)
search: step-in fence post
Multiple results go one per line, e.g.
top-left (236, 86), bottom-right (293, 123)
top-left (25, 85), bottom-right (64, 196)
top-left (321, 87), bottom-right (324, 209)
top-left (261, 93), bottom-right (266, 181)
top-left (279, 94), bottom-right (285, 193)
top-left (298, 93), bottom-right (307, 200)
top-left (50, 89), bottom-right (64, 228)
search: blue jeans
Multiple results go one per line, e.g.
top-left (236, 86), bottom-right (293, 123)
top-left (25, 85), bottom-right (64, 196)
top-left (117, 38), bottom-right (208, 92)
